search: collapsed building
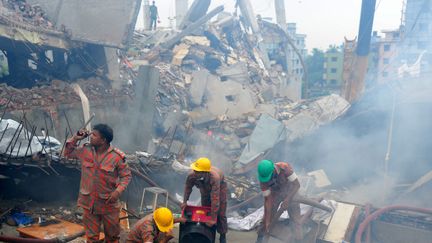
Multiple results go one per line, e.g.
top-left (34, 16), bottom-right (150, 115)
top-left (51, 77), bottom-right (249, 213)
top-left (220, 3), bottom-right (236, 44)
top-left (0, 0), bottom-right (432, 242)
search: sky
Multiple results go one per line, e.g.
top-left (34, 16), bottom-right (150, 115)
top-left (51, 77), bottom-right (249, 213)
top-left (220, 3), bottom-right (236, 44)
top-left (136, 0), bottom-right (404, 51)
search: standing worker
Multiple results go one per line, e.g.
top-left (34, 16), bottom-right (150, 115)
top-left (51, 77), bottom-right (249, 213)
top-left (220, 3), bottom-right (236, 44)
top-left (257, 160), bottom-right (302, 241)
top-left (64, 124), bottom-right (132, 243)
top-left (149, 1), bottom-right (159, 30)
top-left (182, 157), bottom-right (228, 243)
top-left (127, 207), bottom-right (176, 243)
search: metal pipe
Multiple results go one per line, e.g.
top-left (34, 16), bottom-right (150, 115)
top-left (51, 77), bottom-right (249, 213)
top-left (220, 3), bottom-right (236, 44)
top-left (24, 126), bottom-right (37, 157)
top-left (4, 120), bottom-right (23, 154)
top-left (355, 205), bottom-right (432, 243)
top-left (62, 111), bottom-right (73, 137)
top-left (0, 123), bottom-right (9, 144)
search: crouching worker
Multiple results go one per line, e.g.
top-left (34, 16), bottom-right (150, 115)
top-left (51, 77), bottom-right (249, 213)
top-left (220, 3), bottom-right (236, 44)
top-left (257, 160), bottom-right (302, 242)
top-left (127, 207), bottom-right (177, 243)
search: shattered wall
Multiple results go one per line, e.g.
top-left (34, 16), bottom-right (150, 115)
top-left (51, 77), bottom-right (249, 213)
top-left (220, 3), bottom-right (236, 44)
top-left (26, 0), bottom-right (142, 48)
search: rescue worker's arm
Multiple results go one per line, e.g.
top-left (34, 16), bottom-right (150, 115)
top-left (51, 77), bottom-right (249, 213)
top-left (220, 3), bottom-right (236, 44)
top-left (160, 234), bottom-right (174, 243)
top-left (116, 157), bottom-right (132, 194)
top-left (281, 175), bottom-right (300, 210)
top-left (209, 176), bottom-right (221, 221)
top-left (63, 129), bottom-right (87, 159)
top-left (262, 187), bottom-right (273, 233)
top-left (182, 173), bottom-right (194, 204)
top-left (107, 156), bottom-right (132, 203)
top-left (140, 224), bottom-right (155, 243)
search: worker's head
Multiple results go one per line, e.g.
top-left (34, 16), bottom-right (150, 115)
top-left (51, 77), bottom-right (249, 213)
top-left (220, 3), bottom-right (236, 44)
top-left (90, 124), bottom-right (113, 146)
top-left (153, 207), bottom-right (174, 233)
top-left (152, 1), bottom-right (155, 5)
top-left (191, 157), bottom-right (211, 173)
top-left (257, 160), bottom-right (275, 183)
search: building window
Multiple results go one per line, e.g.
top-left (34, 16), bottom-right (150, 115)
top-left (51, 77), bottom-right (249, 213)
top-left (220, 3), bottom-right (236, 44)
top-left (383, 58), bottom-right (389, 64)
top-left (331, 68), bottom-right (337, 73)
top-left (384, 44), bottom-right (391, 51)
top-left (331, 57), bottom-right (338, 62)
top-left (382, 72), bottom-right (388, 77)
top-left (330, 79), bottom-right (337, 85)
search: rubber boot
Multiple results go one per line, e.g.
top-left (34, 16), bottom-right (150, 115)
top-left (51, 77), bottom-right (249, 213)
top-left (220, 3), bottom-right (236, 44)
top-left (220, 233), bottom-right (226, 243)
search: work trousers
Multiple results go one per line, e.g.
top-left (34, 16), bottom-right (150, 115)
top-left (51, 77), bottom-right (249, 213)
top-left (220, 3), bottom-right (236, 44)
top-left (83, 209), bottom-right (120, 243)
top-left (201, 182), bottom-right (228, 234)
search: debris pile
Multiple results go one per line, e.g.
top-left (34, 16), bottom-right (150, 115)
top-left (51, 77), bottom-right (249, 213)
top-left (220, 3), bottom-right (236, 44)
top-left (0, 0), bottom-right (54, 30)
top-left (0, 79), bottom-right (133, 110)
top-left (118, 9), bottom-right (352, 176)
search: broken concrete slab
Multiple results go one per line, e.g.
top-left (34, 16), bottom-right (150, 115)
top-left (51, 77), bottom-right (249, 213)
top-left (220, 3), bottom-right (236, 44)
top-left (284, 94), bottom-right (350, 142)
top-left (205, 78), bottom-right (256, 119)
top-left (178, 0), bottom-right (211, 30)
top-left (237, 114), bottom-right (286, 167)
top-left (189, 70), bottom-right (212, 106)
top-left (216, 62), bottom-right (249, 84)
top-left (188, 108), bottom-right (217, 127)
top-left (161, 5), bottom-right (224, 49)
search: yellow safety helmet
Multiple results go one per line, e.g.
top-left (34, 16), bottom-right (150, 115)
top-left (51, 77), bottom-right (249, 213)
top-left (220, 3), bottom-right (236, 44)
top-left (153, 207), bottom-right (174, 233)
top-left (190, 157), bottom-right (211, 172)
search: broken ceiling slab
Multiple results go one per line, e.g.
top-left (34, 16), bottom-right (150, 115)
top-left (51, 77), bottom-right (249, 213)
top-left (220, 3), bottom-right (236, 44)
top-left (0, 21), bottom-right (69, 49)
top-left (237, 114), bottom-right (286, 167)
top-left (26, 0), bottom-right (142, 48)
top-left (205, 78), bottom-right (256, 119)
top-left (216, 62), bottom-right (249, 84)
top-left (284, 94), bottom-right (350, 142)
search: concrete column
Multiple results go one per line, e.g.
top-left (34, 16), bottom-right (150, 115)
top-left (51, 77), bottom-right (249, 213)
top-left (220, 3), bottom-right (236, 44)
top-left (175, 0), bottom-right (188, 29)
top-left (274, 0), bottom-right (287, 30)
top-left (142, 0), bottom-right (151, 30)
top-left (104, 47), bottom-right (121, 89)
top-left (130, 65), bottom-right (160, 151)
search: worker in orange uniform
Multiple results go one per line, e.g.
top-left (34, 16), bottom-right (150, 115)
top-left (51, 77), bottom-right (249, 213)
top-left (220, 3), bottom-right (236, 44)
top-left (182, 157), bottom-right (228, 243)
top-left (256, 160), bottom-right (302, 241)
top-left (127, 207), bottom-right (177, 243)
top-left (64, 124), bottom-right (131, 243)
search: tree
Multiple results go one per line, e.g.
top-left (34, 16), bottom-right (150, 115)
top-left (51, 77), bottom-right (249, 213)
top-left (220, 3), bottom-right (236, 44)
top-left (305, 48), bottom-right (325, 87)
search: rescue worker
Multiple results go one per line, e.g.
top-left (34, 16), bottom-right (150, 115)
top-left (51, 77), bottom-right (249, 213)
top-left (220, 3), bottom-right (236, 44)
top-left (257, 160), bottom-right (302, 241)
top-left (126, 207), bottom-right (175, 243)
top-left (182, 157), bottom-right (228, 243)
top-left (149, 1), bottom-right (158, 30)
top-left (64, 124), bottom-right (131, 243)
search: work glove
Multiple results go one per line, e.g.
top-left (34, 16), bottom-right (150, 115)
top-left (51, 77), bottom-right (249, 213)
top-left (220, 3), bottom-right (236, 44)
top-left (106, 190), bottom-right (121, 204)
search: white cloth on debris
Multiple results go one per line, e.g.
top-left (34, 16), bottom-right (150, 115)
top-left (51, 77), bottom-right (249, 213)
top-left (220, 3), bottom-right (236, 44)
top-left (0, 119), bottom-right (42, 157)
top-left (227, 200), bottom-right (336, 231)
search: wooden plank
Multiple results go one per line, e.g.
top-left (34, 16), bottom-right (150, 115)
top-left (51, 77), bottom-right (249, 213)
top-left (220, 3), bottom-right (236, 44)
top-left (17, 219), bottom-right (84, 239)
top-left (323, 202), bottom-right (356, 242)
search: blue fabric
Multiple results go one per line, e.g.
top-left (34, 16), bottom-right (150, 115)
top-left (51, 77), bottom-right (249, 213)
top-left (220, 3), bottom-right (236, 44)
top-left (11, 212), bottom-right (33, 225)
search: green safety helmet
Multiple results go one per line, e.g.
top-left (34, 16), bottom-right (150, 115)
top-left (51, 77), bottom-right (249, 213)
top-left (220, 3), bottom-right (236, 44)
top-left (257, 160), bottom-right (275, 183)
